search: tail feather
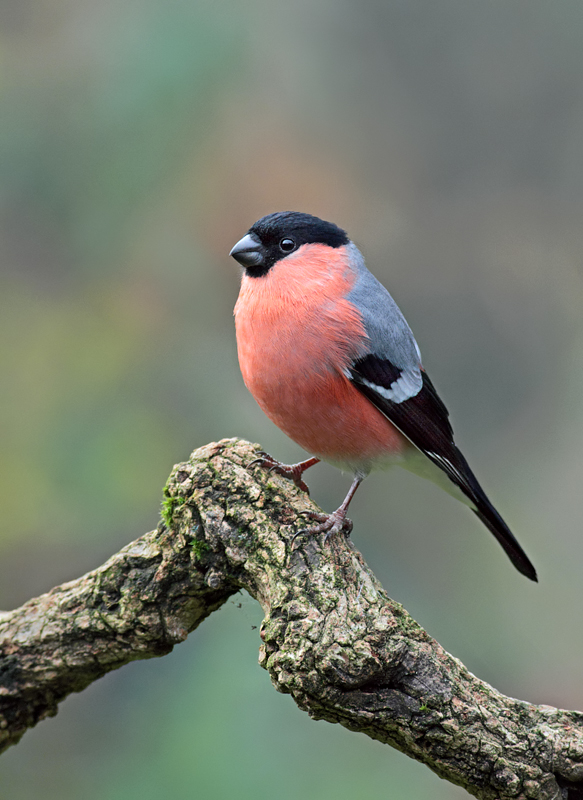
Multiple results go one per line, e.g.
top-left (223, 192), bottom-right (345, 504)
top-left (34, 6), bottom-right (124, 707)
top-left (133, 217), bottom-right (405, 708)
top-left (350, 368), bottom-right (537, 579)
top-left (430, 444), bottom-right (538, 582)
top-left (420, 444), bottom-right (538, 581)
top-left (472, 499), bottom-right (538, 582)
top-left (414, 442), bottom-right (538, 582)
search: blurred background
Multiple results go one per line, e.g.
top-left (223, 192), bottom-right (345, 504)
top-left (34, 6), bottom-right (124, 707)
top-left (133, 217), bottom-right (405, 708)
top-left (1, 0), bottom-right (583, 797)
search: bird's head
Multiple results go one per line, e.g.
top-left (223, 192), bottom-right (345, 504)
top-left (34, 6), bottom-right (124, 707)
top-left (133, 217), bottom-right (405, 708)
top-left (229, 211), bottom-right (349, 277)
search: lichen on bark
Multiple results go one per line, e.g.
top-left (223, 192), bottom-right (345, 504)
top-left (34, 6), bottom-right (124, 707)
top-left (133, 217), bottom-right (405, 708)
top-left (1, 438), bottom-right (583, 799)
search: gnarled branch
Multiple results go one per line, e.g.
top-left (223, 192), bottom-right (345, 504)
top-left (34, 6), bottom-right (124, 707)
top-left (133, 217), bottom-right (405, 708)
top-left (1, 438), bottom-right (582, 799)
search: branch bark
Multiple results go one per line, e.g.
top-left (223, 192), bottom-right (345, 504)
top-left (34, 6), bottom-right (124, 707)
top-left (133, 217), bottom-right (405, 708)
top-left (1, 438), bottom-right (583, 799)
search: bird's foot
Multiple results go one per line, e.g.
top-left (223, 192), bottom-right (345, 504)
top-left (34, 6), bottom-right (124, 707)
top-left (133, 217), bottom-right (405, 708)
top-left (292, 508), bottom-right (354, 546)
top-left (248, 452), bottom-right (318, 494)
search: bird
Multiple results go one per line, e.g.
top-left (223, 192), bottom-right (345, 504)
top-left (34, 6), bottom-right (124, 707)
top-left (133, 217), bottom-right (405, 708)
top-left (229, 211), bottom-right (537, 581)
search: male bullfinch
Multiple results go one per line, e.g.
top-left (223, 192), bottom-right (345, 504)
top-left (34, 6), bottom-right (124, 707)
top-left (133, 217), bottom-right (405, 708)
top-left (230, 211), bottom-right (537, 581)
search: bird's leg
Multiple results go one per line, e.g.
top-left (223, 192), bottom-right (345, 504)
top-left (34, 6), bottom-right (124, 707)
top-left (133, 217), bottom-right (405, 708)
top-left (293, 473), bottom-right (365, 544)
top-left (248, 452), bottom-right (320, 494)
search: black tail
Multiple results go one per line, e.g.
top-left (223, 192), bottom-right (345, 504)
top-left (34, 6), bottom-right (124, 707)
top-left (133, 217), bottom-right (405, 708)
top-left (472, 500), bottom-right (537, 582)
top-left (443, 444), bottom-right (538, 582)
top-left (350, 368), bottom-right (537, 580)
top-left (451, 447), bottom-right (538, 582)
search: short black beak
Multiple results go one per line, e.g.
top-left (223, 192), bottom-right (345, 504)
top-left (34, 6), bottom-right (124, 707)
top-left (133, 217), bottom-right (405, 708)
top-left (229, 233), bottom-right (264, 269)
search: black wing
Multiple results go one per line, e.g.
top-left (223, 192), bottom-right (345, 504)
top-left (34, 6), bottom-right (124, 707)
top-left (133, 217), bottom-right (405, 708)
top-left (349, 354), bottom-right (537, 581)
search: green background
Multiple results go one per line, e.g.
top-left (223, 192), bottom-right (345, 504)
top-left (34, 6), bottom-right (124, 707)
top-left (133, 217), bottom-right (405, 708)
top-left (2, 1), bottom-right (583, 798)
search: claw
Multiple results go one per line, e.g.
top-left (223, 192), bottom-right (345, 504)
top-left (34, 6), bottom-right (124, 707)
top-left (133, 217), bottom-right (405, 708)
top-left (289, 473), bottom-right (363, 550)
top-left (291, 527), bottom-right (308, 546)
top-left (247, 451), bottom-right (273, 469)
top-left (248, 453), bottom-right (272, 468)
top-left (247, 452), bottom-right (319, 494)
top-left (291, 509), bottom-right (353, 548)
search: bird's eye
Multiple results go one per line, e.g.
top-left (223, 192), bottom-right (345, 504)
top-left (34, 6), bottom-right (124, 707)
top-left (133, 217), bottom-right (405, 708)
top-left (279, 238), bottom-right (295, 253)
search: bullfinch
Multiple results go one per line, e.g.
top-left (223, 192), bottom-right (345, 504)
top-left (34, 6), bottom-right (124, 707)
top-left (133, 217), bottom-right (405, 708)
top-left (230, 211), bottom-right (537, 581)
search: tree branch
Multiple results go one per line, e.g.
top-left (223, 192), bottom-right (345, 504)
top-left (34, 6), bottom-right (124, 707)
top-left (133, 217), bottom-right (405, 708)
top-left (1, 438), bottom-right (583, 799)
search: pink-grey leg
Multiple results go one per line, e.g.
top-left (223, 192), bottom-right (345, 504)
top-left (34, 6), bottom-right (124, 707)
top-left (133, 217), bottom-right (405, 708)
top-left (293, 473), bottom-right (365, 544)
top-left (249, 452), bottom-right (320, 494)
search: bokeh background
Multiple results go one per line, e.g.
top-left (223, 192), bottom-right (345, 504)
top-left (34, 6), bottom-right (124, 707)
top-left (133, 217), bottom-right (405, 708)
top-left (2, 1), bottom-right (583, 798)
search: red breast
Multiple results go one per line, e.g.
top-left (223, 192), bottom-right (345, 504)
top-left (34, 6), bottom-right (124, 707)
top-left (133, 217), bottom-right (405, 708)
top-left (234, 243), bottom-right (410, 471)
